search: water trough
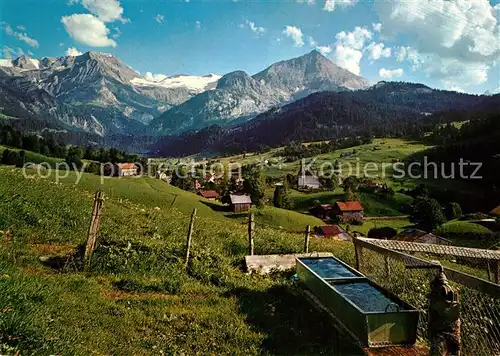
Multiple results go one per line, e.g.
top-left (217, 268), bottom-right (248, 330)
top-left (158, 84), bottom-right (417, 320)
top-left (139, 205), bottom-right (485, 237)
top-left (296, 256), bottom-right (419, 348)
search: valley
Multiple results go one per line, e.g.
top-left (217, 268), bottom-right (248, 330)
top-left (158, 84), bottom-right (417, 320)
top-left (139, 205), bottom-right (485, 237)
top-left (1, 38), bottom-right (500, 356)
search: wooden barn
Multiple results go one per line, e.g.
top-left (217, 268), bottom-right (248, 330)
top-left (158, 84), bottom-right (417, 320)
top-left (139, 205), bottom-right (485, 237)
top-left (309, 204), bottom-right (333, 220)
top-left (229, 194), bottom-right (252, 213)
top-left (333, 201), bottom-right (364, 223)
top-left (197, 190), bottom-right (220, 201)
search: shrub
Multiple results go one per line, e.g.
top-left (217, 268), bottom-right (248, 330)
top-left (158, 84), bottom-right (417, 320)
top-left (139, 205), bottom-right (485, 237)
top-left (459, 212), bottom-right (490, 221)
top-left (445, 202), bottom-right (463, 220)
top-left (368, 227), bottom-right (398, 239)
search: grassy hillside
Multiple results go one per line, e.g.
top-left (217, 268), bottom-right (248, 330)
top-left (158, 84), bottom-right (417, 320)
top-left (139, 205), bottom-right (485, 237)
top-left (221, 138), bottom-right (430, 179)
top-left (0, 167), bottom-right (359, 355)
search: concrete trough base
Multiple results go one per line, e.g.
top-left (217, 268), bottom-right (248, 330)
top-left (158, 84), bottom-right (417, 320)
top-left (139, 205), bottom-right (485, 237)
top-left (298, 287), bottom-right (429, 356)
top-left (245, 252), bottom-right (334, 275)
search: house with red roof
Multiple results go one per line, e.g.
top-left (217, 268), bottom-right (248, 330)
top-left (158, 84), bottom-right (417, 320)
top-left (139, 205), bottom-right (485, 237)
top-left (314, 225), bottom-right (352, 241)
top-left (333, 201), bottom-right (364, 223)
top-left (197, 190), bottom-right (220, 201)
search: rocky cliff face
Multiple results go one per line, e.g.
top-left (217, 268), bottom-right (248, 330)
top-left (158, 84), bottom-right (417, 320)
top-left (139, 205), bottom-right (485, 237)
top-left (150, 50), bottom-right (371, 135)
top-left (0, 52), bottom-right (218, 135)
top-left (0, 50), bottom-right (371, 137)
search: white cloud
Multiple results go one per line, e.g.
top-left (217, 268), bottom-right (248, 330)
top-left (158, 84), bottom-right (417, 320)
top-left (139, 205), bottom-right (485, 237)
top-left (379, 68), bottom-right (404, 79)
top-left (62, 14), bottom-right (117, 48)
top-left (3, 23), bottom-right (39, 48)
top-left (283, 25), bottom-right (304, 46)
top-left (365, 42), bottom-right (391, 61)
top-left (16, 25), bottom-right (26, 31)
top-left (335, 26), bottom-right (372, 50)
top-left (155, 14), bottom-right (165, 24)
top-left (332, 26), bottom-right (372, 75)
top-left (195, 21), bottom-right (201, 30)
top-left (372, 23), bottom-right (382, 32)
top-left (323, 0), bottom-right (358, 12)
top-left (334, 45), bottom-right (363, 75)
top-left (443, 81), bottom-right (465, 93)
top-left (241, 20), bottom-right (266, 35)
top-left (297, 0), bottom-right (316, 4)
top-left (73, 0), bottom-right (128, 23)
top-left (316, 45), bottom-right (332, 55)
top-left (65, 47), bottom-right (83, 56)
top-left (375, 0), bottom-right (500, 88)
top-left (112, 26), bottom-right (121, 39)
top-left (307, 36), bottom-right (331, 55)
top-left (2, 46), bottom-right (15, 59)
top-left (16, 47), bottom-right (24, 56)
top-left (144, 72), bottom-right (168, 82)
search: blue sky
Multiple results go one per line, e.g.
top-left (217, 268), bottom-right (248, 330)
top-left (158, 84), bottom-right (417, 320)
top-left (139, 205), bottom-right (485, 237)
top-left (1, 0), bottom-right (499, 94)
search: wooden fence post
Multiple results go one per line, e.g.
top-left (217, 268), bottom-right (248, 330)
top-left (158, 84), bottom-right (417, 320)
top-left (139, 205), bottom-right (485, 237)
top-left (84, 191), bottom-right (104, 268)
top-left (493, 261), bottom-right (499, 285)
top-left (185, 209), bottom-right (196, 268)
top-left (304, 225), bottom-right (311, 253)
top-left (429, 269), bottom-right (461, 355)
top-left (353, 238), bottom-right (363, 271)
top-left (248, 213), bottom-right (255, 256)
top-left (384, 256), bottom-right (391, 278)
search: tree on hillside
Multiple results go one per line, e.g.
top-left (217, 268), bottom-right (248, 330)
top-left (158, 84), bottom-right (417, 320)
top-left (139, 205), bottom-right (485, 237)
top-left (445, 202), bottom-right (463, 220)
top-left (342, 176), bottom-right (361, 201)
top-left (1, 150), bottom-right (21, 166)
top-left (171, 167), bottom-right (194, 191)
top-left (273, 183), bottom-right (292, 209)
top-left (243, 165), bottom-right (265, 208)
top-left (368, 227), bottom-right (398, 239)
top-left (15, 150), bottom-right (26, 168)
top-left (410, 196), bottom-right (446, 231)
top-left (319, 175), bottom-right (338, 191)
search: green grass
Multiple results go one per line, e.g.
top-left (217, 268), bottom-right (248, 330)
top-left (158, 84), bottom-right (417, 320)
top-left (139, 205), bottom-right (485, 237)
top-left (0, 166), bottom-right (359, 355)
top-left (435, 220), bottom-right (499, 249)
top-left (437, 220), bottom-right (493, 235)
top-left (344, 219), bottom-right (413, 236)
top-left (266, 187), bottom-right (412, 217)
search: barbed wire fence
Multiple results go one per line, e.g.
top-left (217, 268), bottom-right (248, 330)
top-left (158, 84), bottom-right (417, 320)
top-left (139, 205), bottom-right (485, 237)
top-left (353, 237), bottom-right (500, 355)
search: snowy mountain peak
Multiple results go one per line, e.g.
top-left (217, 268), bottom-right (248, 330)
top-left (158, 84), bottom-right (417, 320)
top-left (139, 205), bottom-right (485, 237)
top-left (131, 73), bottom-right (221, 92)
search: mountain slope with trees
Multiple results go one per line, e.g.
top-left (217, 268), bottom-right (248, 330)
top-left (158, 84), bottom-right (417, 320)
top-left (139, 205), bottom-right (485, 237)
top-left (152, 85), bottom-right (499, 157)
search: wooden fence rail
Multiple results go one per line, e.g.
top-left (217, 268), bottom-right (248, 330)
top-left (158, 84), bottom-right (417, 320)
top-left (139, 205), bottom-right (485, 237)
top-left (353, 237), bottom-right (500, 297)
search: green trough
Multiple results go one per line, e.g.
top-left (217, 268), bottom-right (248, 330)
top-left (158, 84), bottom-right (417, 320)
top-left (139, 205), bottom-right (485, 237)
top-left (296, 256), bottom-right (419, 348)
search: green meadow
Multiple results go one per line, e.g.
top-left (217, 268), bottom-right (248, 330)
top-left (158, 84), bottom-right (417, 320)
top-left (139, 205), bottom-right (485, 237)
top-left (0, 166), bottom-right (359, 355)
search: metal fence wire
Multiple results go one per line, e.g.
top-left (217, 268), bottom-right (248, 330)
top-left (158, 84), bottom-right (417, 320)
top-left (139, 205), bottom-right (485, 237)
top-left (353, 238), bottom-right (500, 355)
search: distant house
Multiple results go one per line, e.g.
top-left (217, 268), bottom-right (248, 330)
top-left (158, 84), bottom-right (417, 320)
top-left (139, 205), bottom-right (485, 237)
top-left (229, 194), bottom-right (252, 213)
top-left (314, 225), bottom-right (352, 241)
top-left (194, 180), bottom-right (202, 191)
top-left (298, 174), bottom-right (321, 189)
top-left (360, 181), bottom-right (383, 191)
top-left (205, 173), bottom-right (217, 184)
top-left (489, 205), bottom-right (500, 217)
top-left (392, 229), bottom-right (452, 245)
top-left (333, 201), bottom-right (364, 223)
top-left (117, 163), bottom-right (138, 177)
top-left (197, 190), bottom-right (220, 201)
top-left (104, 163), bottom-right (138, 177)
top-left (309, 204), bottom-right (333, 220)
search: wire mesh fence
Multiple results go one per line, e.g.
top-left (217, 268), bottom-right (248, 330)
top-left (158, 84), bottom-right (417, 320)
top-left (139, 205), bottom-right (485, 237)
top-left (353, 238), bottom-right (500, 355)
top-left (360, 238), bottom-right (500, 284)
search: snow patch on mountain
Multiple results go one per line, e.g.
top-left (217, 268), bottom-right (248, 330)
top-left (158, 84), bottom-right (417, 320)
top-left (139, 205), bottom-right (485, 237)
top-left (131, 74), bottom-right (221, 92)
top-left (0, 59), bottom-right (13, 68)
